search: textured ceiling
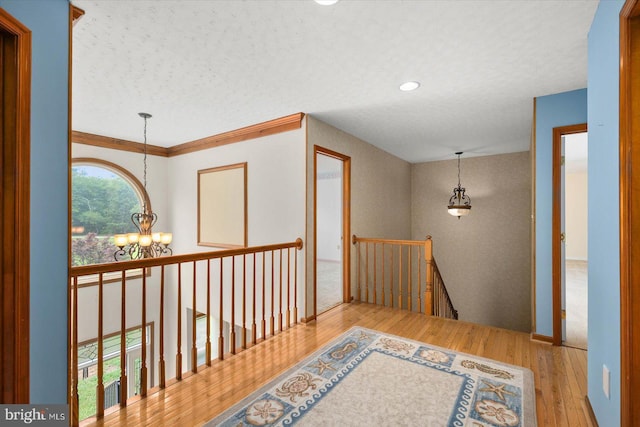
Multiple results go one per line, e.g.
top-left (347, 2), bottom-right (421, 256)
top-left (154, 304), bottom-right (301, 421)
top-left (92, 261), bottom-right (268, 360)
top-left (71, 0), bottom-right (598, 163)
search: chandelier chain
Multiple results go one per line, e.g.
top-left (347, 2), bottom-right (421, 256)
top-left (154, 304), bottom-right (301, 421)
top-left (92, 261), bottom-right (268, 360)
top-left (143, 116), bottom-right (148, 191)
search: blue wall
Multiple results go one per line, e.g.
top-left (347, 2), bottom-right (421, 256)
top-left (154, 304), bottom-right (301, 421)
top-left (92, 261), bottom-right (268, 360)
top-left (587, 1), bottom-right (624, 425)
top-left (0, 0), bottom-right (69, 403)
top-left (534, 89), bottom-right (587, 336)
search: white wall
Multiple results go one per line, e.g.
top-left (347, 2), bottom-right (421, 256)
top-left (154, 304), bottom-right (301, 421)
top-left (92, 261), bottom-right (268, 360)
top-left (565, 171), bottom-right (588, 260)
top-left (167, 125), bottom-right (306, 253)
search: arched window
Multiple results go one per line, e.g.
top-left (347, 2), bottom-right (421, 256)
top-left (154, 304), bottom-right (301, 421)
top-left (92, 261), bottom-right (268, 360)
top-left (71, 158), bottom-right (151, 266)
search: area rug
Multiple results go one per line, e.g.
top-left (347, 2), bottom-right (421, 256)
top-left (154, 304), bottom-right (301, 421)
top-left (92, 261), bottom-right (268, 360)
top-left (206, 327), bottom-right (537, 426)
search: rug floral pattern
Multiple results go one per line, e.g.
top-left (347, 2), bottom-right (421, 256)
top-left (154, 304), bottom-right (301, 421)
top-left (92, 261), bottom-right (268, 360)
top-left (207, 328), bottom-right (536, 426)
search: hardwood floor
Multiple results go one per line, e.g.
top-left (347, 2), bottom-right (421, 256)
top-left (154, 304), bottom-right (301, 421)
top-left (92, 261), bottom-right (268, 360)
top-left (87, 303), bottom-right (591, 427)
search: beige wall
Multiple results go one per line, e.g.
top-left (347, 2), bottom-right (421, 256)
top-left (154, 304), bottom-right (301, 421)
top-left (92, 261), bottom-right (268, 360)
top-left (565, 171), bottom-right (588, 260)
top-left (411, 152), bottom-right (531, 332)
top-left (306, 116), bottom-right (412, 317)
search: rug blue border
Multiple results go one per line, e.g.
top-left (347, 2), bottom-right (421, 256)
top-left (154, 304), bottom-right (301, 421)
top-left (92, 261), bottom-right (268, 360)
top-left (206, 326), bottom-right (537, 427)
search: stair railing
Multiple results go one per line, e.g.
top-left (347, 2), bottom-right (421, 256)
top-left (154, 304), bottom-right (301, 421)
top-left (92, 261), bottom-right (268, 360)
top-left (352, 235), bottom-right (457, 319)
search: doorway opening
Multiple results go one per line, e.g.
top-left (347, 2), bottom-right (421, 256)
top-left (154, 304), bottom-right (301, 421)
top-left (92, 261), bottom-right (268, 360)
top-left (562, 132), bottom-right (588, 349)
top-left (552, 123), bottom-right (587, 348)
top-left (313, 146), bottom-right (351, 317)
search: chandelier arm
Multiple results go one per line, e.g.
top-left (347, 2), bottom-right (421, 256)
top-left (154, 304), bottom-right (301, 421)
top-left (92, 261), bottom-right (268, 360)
top-left (114, 248), bottom-right (127, 261)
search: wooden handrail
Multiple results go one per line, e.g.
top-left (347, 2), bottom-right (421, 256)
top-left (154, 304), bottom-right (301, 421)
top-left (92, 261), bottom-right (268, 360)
top-left (70, 238), bottom-right (304, 277)
top-left (70, 238), bottom-right (303, 277)
top-left (352, 235), bottom-right (457, 320)
top-left (69, 238), bottom-right (304, 426)
top-left (351, 235), bottom-right (425, 246)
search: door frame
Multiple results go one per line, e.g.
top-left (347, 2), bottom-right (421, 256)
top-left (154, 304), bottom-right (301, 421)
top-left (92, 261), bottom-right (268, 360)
top-left (313, 145), bottom-right (351, 319)
top-left (620, 1), bottom-right (640, 424)
top-left (552, 123), bottom-right (587, 346)
top-left (0, 8), bottom-right (31, 403)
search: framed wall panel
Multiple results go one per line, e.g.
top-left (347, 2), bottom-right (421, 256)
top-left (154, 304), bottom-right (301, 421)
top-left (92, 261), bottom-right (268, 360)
top-left (198, 163), bottom-right (247, 248)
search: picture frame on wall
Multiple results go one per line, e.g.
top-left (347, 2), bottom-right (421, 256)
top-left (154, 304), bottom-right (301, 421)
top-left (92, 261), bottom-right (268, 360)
top-left (198, 162), bottom-right (247, 248)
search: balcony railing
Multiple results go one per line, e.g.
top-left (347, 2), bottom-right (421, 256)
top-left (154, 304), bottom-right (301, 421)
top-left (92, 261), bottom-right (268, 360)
top-left (68, 238), bottom-right (303, 426)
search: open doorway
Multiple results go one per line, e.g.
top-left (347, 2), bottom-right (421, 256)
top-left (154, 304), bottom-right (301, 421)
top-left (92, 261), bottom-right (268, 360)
top-left (563, 132), bottom-right (588, 349)
top-left (313, 146), bottom-right (351, 316)
top-left (552, 123), bottom-right (587, 348)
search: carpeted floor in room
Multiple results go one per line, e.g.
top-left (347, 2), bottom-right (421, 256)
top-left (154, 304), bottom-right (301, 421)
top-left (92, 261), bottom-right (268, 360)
top-left (565, 260), bottom-right (588, 350)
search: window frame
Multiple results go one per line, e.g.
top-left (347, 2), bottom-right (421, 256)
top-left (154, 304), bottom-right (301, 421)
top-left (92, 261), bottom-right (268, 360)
top-left (71, 157), bottom-right (153, 284)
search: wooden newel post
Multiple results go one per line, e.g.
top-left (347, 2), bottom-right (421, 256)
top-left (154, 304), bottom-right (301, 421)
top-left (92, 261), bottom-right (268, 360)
top-left (424, 236), bottom-right (433, 316)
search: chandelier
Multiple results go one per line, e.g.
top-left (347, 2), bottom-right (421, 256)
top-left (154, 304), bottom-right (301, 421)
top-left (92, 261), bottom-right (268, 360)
top-left (447, 152), bottom-right (472, 218)
top-left (113, 113), bottom-right (172, 260)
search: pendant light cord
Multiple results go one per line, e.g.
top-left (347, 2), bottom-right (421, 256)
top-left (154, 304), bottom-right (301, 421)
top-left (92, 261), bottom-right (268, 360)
top-left (143, 115), bottom-right (148, 193)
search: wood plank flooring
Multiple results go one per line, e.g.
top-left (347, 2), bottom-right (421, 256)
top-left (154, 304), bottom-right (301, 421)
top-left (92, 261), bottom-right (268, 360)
top-left (86, 303), bottom-right (591, 427)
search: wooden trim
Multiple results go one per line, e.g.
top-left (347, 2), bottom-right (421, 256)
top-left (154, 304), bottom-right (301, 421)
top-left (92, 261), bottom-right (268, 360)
top-left (313, 148), bottom-right (317, 319)
top-left (620, 1), bottom-right (640, 425)
top-left (530, 333), bottom-right (553, 344)
top-left (531, 97), bottom-right (537, 332)
top-left (584, 395), bottom-right (600, 427)
top-left (552, 123), bottom-right (587, 346)
top-left (71, 5), bottom-right (85, 26)
top-left (72, 130), bottom-right (169, 157)
top-left (168, 113), bottom-right (304, 157)
top-left (0, 7), bottom-right (31, 404)
top-left (68, 3), bottom-right (74, 418)
top-left (313, 145), bottom-right (351, 319)
top-left (343, 157), bottom-right (351, 305)
top-left (72, 157), bottom-right (153, 213)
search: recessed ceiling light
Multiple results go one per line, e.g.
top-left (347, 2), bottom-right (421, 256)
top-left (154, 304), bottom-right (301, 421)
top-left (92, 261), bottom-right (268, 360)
top-left (315, 0), bottom-right (339, 5)
top-left (399, 81), bottom-right (420, 91)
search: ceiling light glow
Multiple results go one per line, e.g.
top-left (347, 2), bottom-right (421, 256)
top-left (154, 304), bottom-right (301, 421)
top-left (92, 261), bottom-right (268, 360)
top-left (315, 0), bottom-right (339, 5)
top-left (399, 81), bottom-right (420, 91)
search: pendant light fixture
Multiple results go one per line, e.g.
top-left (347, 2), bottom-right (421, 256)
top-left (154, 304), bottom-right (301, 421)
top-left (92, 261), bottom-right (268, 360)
top-left (447, 152), bottom-right (471, 218)
top-left (113, 113), bottom-right (172, 260)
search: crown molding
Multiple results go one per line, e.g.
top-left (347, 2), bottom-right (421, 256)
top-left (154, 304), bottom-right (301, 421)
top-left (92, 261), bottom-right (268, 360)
top-left (167, 112), bottom-right (305, 157)
top-left (71, 5), bottom-right (85, 25)
top-left (72, 130), bottom-right (170, 157)
top-left (72, 112), bottom-right (305, 158)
